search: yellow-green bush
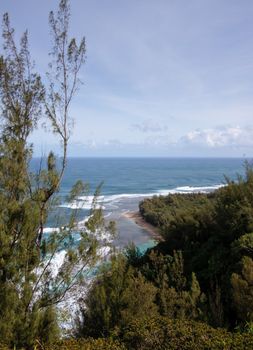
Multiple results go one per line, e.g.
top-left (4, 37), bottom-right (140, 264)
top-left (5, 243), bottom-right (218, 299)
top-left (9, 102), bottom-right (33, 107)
top-left (122, 317), bottom-right (253, 350)
top-left (1, 318), bottom-right (253, 350)
top-left (42, 338), bottom-right (126, 350)
top-left (0, 345), bottom-right (9, 350)
top-left (0, 338), bottom-right (126, 350)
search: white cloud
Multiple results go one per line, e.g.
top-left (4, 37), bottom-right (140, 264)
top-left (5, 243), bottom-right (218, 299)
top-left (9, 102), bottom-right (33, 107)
top-left (131, 119), bottom-right (168, 133)
top-left (104, 139), bottom-right (123, 147)
top-left (181, 126), bottom-right (253, 148)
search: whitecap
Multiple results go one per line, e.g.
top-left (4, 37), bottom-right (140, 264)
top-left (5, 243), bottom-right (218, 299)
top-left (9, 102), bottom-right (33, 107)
top-left (158, 184), bottom-right (225, 195)
top-left (59, 184), bottom-right (226, 213)
top-left (43, 227), bottom-right (60, 234)
top-left (60, 201), bottom-right (105, 210)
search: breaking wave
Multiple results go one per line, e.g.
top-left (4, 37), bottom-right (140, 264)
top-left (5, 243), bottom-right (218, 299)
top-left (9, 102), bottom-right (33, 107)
top-left (59, 183), bottom-right (225, 210)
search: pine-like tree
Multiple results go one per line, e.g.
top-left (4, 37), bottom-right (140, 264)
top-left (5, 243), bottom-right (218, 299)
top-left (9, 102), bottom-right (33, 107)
top-left (0, 1), bottom-right (111, 347)
top-left (77, 255), bottom-right (158, 338)
top-left (231, 256), bottom-right (253, 323)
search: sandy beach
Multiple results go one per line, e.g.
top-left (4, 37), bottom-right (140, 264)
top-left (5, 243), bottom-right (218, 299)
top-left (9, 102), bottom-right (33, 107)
top-left (122, 211), bottom-right (163, 241)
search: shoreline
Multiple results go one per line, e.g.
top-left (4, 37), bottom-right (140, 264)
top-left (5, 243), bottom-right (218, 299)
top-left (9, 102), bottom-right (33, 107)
top-left (122, 211), bottom-right (163, 241)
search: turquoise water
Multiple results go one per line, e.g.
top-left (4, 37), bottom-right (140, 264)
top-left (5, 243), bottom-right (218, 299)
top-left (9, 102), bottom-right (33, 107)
top-left (31, 157), bottom-right (246, 250)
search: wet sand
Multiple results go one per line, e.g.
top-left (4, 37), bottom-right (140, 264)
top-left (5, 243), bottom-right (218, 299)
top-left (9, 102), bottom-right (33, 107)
top-left (122, 211), bottom-right (163, 241)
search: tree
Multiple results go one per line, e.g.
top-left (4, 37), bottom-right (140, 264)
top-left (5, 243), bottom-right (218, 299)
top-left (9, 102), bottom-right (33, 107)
top-left (231, 256), bottom-right (253, 323)
top-left (0, 1), bottom-right (111, 347)
top-left (76, 255), bottom-right (158, 338)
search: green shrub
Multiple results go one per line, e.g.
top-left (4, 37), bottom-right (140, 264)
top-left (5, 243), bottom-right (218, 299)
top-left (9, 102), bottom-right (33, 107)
top-left (122, 317), bottom-right (253, 350)
top-left (42, 338), bottom-right (126, 350)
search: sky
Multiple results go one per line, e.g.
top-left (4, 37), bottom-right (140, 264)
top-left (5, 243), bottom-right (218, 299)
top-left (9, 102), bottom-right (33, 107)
top-left (1, 0), bottom-right (253, 157)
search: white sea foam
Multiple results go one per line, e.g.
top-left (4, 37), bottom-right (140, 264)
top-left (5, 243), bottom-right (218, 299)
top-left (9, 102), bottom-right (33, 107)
top-left (59, 201), bottom-right (105, 210)
top-left (50, 250), bottom-right (67, 278)
top-left (43, 227), bottom-right (60, 234)
top-left (84, 184), bottom-right (225, 202)
top-left (97, 246), bottom-right (111, 258)
top-left (59, 184), bottom-right (225, 211)
top-left (158, 184), bottom-right (225, 195)
top-left (76, 216), bottom-right (91, 227)
top-left (97, 231), bottom-right (113, 242)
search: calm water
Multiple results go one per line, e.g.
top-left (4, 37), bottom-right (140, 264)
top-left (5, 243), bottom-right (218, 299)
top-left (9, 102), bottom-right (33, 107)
top-left (31, 157), bottom-right (246, 251)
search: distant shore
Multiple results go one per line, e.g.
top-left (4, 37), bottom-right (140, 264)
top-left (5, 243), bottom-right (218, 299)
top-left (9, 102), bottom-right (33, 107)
top-left (122, 211), bottom-right (163, 241)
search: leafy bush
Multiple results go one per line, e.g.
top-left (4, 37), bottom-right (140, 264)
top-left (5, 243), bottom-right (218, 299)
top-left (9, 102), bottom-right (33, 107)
top-left (122, 317), bottom-right (253, 350)
top-left (41, 338), bottom-right (126, 350)
top-left (0, 339), bottom-right (126, 350)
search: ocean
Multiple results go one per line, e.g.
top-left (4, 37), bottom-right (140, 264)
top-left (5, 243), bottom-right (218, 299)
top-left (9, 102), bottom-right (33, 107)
top-left (32, 157), bottom-right (246, 253)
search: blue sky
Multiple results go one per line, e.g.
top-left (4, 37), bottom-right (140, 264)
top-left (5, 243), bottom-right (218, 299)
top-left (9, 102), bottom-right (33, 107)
top-left (1, 0), bottom-right (253, 157)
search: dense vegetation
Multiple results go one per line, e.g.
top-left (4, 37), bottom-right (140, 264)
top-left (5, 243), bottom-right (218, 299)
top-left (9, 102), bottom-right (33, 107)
top-left (1, 0), bottom-right (253, 349)
top-left (2, 318), bottom-right (253, 349)
top-left (138, 168), bottom-right (253, 329)
top-left (64, 168), bottom-right (252, 349)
